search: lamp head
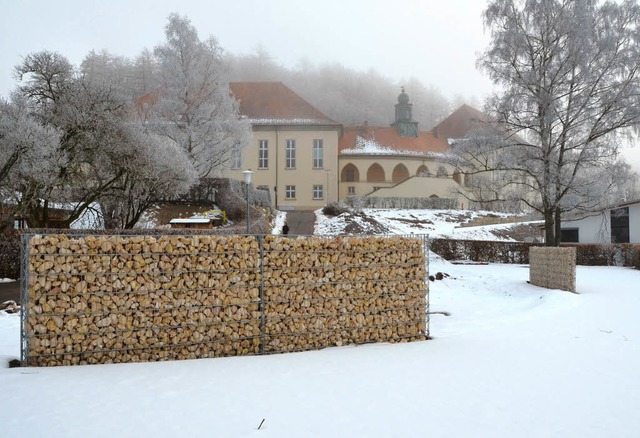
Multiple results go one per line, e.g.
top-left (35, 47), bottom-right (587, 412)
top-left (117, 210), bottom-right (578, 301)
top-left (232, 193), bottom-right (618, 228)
top-left (241, 169), bottom-right (254, 184)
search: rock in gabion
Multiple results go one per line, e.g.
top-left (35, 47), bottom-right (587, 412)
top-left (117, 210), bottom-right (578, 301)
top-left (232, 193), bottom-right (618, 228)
top-left (529, 246), bottom-right (576, 292)
top-left (24, 234), bottom-right (428, 366)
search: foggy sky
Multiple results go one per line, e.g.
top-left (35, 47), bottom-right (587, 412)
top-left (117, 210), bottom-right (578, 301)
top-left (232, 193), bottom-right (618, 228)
top-left (2, 0), bottom-right (638, 170)
top-left (0, 0), bottom-right (493, 100)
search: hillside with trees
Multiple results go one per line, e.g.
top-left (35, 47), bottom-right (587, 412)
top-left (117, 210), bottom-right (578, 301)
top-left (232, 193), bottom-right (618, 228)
top-left (78, 43), bottom-right (462, 131)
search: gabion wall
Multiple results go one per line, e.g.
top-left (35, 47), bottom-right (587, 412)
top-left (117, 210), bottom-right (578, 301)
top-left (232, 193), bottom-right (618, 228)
top-left (529, 246), bottom-right (576, 292)
top-left (22, 234), bottom-right (428, 366)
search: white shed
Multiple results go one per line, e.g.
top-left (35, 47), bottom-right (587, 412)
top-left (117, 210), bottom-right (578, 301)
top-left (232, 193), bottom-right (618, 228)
top-left (560, 200), bottom-right (640, 244)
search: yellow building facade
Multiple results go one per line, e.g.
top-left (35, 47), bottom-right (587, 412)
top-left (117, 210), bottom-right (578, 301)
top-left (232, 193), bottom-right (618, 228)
top-left (228, 82), bottom-right (341, 210)
top-left (337, 89), bottom-right (471, 206)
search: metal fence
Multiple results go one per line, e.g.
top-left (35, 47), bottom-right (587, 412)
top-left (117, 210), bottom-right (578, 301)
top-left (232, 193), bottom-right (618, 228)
top-left (21, 233), bottom-right (430, 366)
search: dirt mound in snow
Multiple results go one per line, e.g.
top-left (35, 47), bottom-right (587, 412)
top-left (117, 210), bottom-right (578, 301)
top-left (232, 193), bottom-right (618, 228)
top-left (343, 212), bottom-right (390, 235)
top-left (491, 223), bottom-right (541, 241)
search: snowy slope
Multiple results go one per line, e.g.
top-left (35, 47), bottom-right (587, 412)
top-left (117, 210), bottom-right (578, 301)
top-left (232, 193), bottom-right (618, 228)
top-left (314, 208), bottom-right (540, 241)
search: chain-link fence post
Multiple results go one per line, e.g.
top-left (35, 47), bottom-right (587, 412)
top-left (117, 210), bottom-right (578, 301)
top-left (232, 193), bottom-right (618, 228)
top-left (424, 235), bottom-right (431, 339)
top-left (20, 234), bottom-right (30, 367)
top-left (258, 235), bottom-right (265, 354)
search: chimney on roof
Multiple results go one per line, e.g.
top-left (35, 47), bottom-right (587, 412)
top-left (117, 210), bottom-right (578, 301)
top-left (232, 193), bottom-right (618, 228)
top-left (360, 120), bottom-right (369, 137)
top-left (434, 125), bottom-right (439, 138)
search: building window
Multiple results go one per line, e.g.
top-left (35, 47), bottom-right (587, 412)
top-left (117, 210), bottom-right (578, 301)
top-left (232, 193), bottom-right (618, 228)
top-left (231, 143), bottom-right (241, 169)
top-left (313, 185), bottom-right (323, 199)
top-left (258, 140), bottom-right (268, 169)
top-left (611, 207), bottom-right (630, 243)
top-left (345, 169), bottom-right (355, 181)
top-left (392, 164), bottom-right (409, 182)
top-left (341, 163), bottom-right (359, 182)
top-left (561, 228), bottom-right (579, 243)
top-left (367, 163), bottom-right (385, 182)
top-left (313, 139), bottom-right (323, 168)
top-left (347, 186), bottom-right (355, 195)
top-left (286, 139), bottom-right (296, 169)
top-left (285, 185), bottom-right (296, 199)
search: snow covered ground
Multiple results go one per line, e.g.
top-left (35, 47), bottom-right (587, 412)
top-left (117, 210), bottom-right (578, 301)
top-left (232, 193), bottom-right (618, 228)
top-left (1, 209), bottom-right (639, 437)
top-left (315, 208), bottom-right (541, 241)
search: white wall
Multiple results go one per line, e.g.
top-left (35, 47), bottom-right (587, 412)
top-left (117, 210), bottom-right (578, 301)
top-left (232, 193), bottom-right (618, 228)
top-left (630, 203), bottom-right (640, 243)
top-left (561, 202), bottom-right (640, 244)
top-left (562, 213), bottom-right (611, 244)
top-left (367, 175), bottom-right (466, 202)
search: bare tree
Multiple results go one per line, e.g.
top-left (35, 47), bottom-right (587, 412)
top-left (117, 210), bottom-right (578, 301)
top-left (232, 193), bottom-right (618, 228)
top-left (151, 13), bottom-right (250, 179)
top-left (472, 0), bottom-right (640, 245)
top-left (13, 51), bottom-right (74, 109)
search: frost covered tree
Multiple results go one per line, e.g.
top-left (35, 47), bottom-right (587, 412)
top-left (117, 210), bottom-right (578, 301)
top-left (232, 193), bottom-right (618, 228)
top-left (131, 49), bottom-right (158, 96)
top-left (0, 94), bottom-right (60, 188)
top-left (151, 14), bottom-right (250, 179)
top-left (0, 94), bottom-right (62, 226)
top-left (469, 0), bottom-right (640, 245)
top-left (98, 132), bottom-right (197, 229)
top-left (80, 49), bottom-right (158, 100)
top-left (80, 50), bottom-right (140, 99)
top-left (11, 50), bottom-right (192, 228)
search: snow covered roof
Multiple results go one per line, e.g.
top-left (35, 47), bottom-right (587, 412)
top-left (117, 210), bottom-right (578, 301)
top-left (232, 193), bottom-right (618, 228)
top-left (340, 135), bottom-right (464, 164)
top-left (169, 218), bottom-right (212, 224)
top-left (618, 198), bottom-right (640, 208)
top-left (248, 118), bottom-right (336, 126)
top-left (339, 125), bottom-right (450, 157)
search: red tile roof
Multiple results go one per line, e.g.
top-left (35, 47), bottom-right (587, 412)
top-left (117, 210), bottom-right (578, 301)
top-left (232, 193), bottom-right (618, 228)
top-left (432, 104), bottom-right (489, 140)
top-left (339, 125), bottom-right (450, 155)
top-left (228, 82), bottom-right (339, 126)
top-left (133, 88), bottom-right (161, 118)
top-left (136, 82), bottom-right (339, 127)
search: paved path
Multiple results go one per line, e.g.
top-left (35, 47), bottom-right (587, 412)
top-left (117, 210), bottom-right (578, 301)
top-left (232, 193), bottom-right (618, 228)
top-left (284, 210), bottom-right (316, 235)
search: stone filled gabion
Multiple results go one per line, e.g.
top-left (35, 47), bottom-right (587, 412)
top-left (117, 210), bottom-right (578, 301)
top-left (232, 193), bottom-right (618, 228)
top-left (24, 234), bottom-right (428, 366)
top-left (529, 246), bottom-right (576, 292)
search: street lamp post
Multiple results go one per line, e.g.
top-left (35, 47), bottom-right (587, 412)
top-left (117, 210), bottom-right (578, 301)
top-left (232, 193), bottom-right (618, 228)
top-left (242, 170), bottom-right (253, 234)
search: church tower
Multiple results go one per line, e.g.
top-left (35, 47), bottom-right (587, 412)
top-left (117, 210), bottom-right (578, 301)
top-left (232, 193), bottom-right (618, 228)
top-left (391, 87), bottom-right (419, 137)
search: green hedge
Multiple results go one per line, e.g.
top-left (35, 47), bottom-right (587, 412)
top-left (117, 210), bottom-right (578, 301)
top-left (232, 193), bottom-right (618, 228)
top-left (430, 238), bottom-right (640, 268)
top-left (0, 229), bottom-right (20, 279)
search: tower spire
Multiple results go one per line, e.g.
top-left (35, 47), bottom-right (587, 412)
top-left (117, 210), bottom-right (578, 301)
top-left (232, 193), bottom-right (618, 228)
top-left (391, 87), bottom-right (418, 137)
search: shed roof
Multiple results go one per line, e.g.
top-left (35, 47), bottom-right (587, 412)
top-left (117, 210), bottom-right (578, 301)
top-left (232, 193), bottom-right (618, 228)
top-left (169, 218), bottom-right (212, 224)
